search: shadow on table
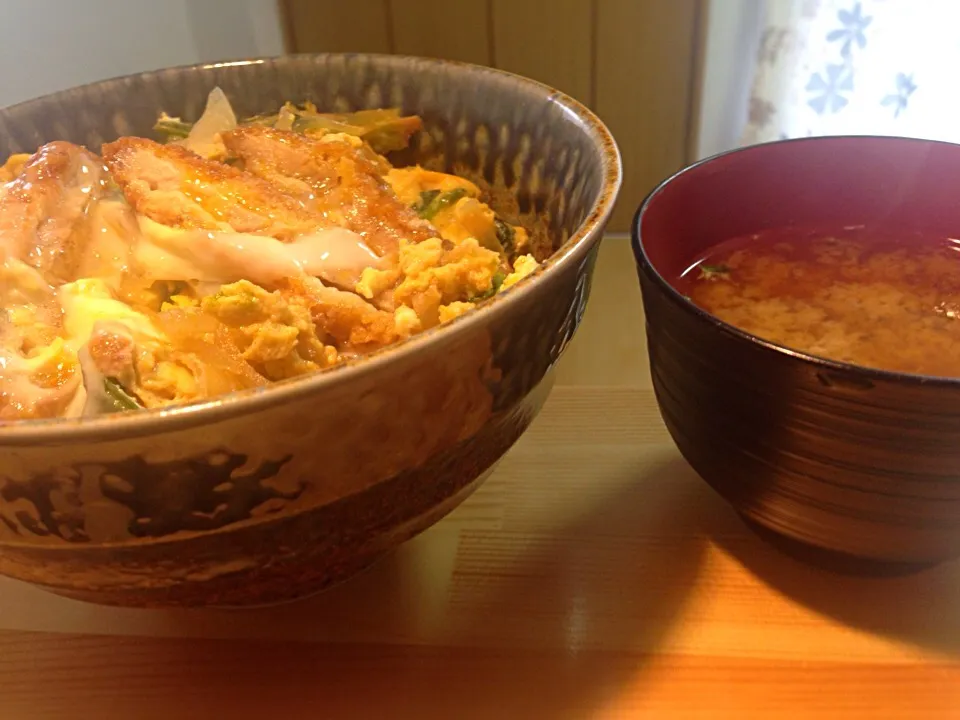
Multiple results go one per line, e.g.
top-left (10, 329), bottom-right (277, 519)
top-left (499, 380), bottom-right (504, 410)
top-left (703, 506), bottom-right (960, 658)
top-left (95, 456), bottom-right (708, 719)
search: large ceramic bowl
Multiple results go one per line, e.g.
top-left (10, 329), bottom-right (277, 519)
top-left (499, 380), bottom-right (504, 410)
top-left (0, 54), bottom-right (621, 607)
top-left (634, 136), bottom-right (960, 569)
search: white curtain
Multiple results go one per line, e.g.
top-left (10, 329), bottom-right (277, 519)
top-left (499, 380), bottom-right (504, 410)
top-left (742, 0), bottom-right (960, 145)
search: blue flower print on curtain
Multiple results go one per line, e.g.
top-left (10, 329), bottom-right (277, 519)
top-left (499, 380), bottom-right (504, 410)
top-left (807, 63), bottom-right (854, 114)
top-left (806, 4), bottom-right (871, 115)
top-left (881, 73), bottom-right (917, 117)
top-left (826, 2), bottom-right (872, 57)
top-left (741, 1), bottom-right (960, 148)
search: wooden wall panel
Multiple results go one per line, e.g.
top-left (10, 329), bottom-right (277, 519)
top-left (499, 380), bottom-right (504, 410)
top-left (595, 0), bottom-right (701, 230)
top-left (282, 0), bottom-right (392, 54)
top-left (280, 0), bottom-right (704, 232)
top-left (388, 0), bottom-right (490, 65)
top-left (490, 0), bottom-right (592, 104)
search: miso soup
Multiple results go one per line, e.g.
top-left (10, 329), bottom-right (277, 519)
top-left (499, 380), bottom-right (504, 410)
top-left (680, 226), bottom-right (960, 377)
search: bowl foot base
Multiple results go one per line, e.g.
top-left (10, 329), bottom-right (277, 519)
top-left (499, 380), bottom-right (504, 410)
top-left (739, 514), bottom-right (941, 577)
top-left (36, 552), bottom-right (385, 609)
top-left (209, 554), bottom-right (385, 609)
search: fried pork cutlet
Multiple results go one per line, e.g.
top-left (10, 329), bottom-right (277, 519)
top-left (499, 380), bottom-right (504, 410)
top-left (102, 137), bottom-right (330, 240)
top-left (281, 276), bottom-right (406, 353)
top-left (101, 137), bottom-right (403, 353)
top-left (222, 126), bottom-right (436, 257)
top-left (0, 141), bottom-right (106, 285)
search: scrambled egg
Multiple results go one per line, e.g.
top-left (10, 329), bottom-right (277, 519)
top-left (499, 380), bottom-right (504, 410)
top-left (386, 166), bottom-right (531, 258)
top-left (437, 302), bottom-right (475, 324)
top-left (59, 278), bottom-right (202, 407)
top-left (393, 305), bottom-right (422, 336)
top-left (59, 279), bottom-right (165, 349)
top-left (19, 337), bottom-right (76, 390)
top-left (0, 98), bottom-right (543, 420)
top-left (0, 153), bottom-right (30, 183)
top-left (6, 304), bottom-right (59, 355)
top-left (357, 165), bottom-right (539, 328)
top-left (387, 168), bottom-right (502, 253)
top-left (503, 254), bottom-right (538, 288)
top-left (136, 351), bottom-right (200, 406)
top-left (435, 197), bottom-right (500, 253)
top-left (386, 167), bottom-right (481, 206)
top-left (202, 280), bottom-right (338, 380)
top-left (358, 237), bottom-right (502, 328)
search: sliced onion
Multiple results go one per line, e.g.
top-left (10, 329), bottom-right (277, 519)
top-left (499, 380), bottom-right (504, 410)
top-left (152, 308), bottom-right (267, 394)
top-left (134, 217), bottom-right (381, 288)
top-left (178, 87), bottom-right (237, 159)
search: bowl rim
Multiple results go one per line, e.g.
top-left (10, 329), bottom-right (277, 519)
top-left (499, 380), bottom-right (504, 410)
top-left (0, 53), bottom-right (623, 443)
top-left (632, 133), bottom-right (960, 389)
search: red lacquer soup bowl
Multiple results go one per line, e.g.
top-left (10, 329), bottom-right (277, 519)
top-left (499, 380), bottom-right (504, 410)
top-left (633, 136), bottom-right (960, 568)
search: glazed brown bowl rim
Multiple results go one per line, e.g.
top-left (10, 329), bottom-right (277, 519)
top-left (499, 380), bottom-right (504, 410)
top-left (0, 53), bottom-right (622, 444)
top-left (632, 133), bottom-right (960, 390)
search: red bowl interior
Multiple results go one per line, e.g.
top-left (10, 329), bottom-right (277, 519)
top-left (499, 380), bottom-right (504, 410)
top-left (636, 136), bottom-right (960, 285)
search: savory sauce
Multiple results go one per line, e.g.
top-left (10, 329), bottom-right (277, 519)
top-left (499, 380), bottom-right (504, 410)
top-left (680, 226), bottom-right (960, 377)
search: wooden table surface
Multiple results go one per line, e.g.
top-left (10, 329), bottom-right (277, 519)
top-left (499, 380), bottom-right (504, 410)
top-left (2, 240), bottom-right (959, 719)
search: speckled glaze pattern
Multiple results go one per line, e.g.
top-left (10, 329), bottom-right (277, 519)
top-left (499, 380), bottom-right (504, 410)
top-left (634, 135), bottom-right (960, 568)
top-left (0, 55), bottom-right (621, 606)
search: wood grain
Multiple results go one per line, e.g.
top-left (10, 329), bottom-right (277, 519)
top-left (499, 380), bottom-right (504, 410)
top-left (2, 241), bottom-right (954, 717)
top-left (281, 0), bottom-right (392, 54)
top-left (282, 0), bottom-right (705, 233)
top-left (388, 0), bottom-right (491, 65)
top-left (2, 632), bottom-right (957, 720)
top-left (594, 0), bottom-right (701, 230)
top-left (0, 384), bottom-right (959, 717)
top-left (490, 0), bottom-right (593, 103)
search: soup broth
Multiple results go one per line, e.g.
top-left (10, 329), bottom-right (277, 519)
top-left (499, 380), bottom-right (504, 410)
top-left (681, 226), bottom-right (960, 377)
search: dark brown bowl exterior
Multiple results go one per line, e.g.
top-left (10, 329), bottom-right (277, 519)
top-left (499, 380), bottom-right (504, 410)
top-left (633, 136), bottom-right (960, 566)
top-left (0, 55), bottom-right (621, 607)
